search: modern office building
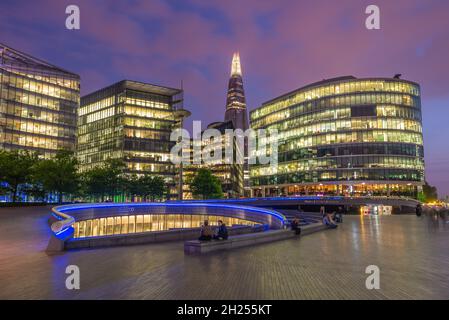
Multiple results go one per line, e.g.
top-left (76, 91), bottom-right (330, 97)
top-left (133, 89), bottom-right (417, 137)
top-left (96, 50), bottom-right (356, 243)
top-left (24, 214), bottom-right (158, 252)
top-left (76, 80), bottom-right (186, 200)
top-left (181, 120), bottom-right (244, 199)
top-left (249, 76), bottom-right (424, 198)
top-left (203, 120), bottom-right (244, 198)
top-left (0, 44), bottom-right (80, 157)
top-left (181, 54), bottom-right (248, 199)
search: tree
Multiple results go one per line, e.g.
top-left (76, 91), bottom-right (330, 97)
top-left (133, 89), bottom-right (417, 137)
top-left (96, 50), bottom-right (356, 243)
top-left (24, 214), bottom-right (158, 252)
top-left (423, 181), bottom-right (438, 202)
top-left (32, 150), bottom-right (79, 203)
top-left (81, 167), bottom-right (108, 202)
top-left (124, 174), bottom-right (140, 202)
top-left (103, 158), bottom-right (127, 199)
top-left (81, 158), bottom-right (126, 202)
top-left (125, 174), bottom-right (167, 202)
top-left (142, 175), bottom-right (166, 201)
top-left (190, 168), bottom-right (223, 200)
top-left (0, 150), bottom-right (39, 202)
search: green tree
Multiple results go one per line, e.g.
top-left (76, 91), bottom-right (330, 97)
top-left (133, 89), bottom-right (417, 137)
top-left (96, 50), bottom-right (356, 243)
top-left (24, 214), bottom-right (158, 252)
top-left (142, 175), bottom-right (166, 201)
top-left (0, 150), bottom-right (39, 202)
top-left (125, 174), bottom-right (167, 202)
top-left (124, 174), bottom-right (140, 202)
top-left (190, 168), bottom-right (223, 200)
top-left (32, 150), bottom-right (79, 203)
top-left (81, 167), bottom-right (108, 202)
top-left (423, 181), bottom-right (438, 202)
top-left (81, 158), bottom-right (126, 202)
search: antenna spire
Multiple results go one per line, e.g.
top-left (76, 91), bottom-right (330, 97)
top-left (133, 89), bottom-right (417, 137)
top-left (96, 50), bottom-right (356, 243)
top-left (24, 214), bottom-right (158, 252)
top-left (230, 52), bottom-right (242, 76)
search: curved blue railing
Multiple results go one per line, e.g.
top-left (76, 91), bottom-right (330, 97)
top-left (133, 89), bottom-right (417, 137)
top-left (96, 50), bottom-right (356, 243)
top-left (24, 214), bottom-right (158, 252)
top-left (50, 202), bottom-right (288, 240)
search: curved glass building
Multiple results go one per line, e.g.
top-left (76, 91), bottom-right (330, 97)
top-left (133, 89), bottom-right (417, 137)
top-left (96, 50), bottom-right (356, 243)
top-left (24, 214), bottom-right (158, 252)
top-left (249, 76), bottom-right (424, 198)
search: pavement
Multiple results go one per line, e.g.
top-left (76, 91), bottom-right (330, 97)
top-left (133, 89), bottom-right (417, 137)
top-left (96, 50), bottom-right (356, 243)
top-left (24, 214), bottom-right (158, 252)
top-left (0, 205), bottom-right (448, 299)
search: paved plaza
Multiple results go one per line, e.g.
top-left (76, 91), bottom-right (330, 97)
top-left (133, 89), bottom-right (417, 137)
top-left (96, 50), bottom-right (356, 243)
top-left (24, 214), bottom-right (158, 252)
top-left (0, 206), bottom-right (448, 299)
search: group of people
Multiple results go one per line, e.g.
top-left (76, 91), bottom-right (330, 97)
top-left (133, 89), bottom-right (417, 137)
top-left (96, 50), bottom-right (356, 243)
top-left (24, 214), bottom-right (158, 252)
top-left (198, 220), bottom-right (229, 241)
top-left (198, 206), bottom-right (345, 241)
top-left (321, 206), bottom-right (344, 229)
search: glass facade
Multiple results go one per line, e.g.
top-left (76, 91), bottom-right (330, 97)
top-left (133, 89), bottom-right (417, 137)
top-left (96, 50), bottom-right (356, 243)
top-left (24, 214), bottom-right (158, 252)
top-left (182, 121), bottom-right (244, 199)
top-left (249, 76), bottom-right (425, 198)
top-left (0, 44), bottom-right (80, 157)
top-left (76, 80), bottom-right (186, 199)
top-left (73, 214), bottom-right (256, 238)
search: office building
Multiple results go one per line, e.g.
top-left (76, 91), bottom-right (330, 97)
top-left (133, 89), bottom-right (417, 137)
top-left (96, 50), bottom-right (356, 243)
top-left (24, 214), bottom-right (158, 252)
top-left (0, 43), bottom-right (80, 157)
top-left (249, 76), bottom-right (424, 198)
top-left (77, 80), bottom-right (186, 199)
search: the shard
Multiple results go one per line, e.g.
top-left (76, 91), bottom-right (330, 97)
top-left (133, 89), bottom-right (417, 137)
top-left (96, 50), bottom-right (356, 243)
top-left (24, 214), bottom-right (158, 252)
top-left (224, 52), bottom-right (249, 131)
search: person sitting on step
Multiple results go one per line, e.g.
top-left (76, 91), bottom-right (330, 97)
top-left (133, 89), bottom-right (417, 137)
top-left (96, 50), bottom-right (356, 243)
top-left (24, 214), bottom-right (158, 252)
top-left (291, 218), bottom-right (301, 235)
top-left (213, 220), bottom-right (229, 240)
top-left (198, 220), bottom-right (213, 241)
top-left (323, 212), bottom-right (338, 229)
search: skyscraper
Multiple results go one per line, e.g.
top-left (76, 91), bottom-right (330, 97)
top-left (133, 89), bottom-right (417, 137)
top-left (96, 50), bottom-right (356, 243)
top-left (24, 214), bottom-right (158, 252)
top-left (224, 52), bottom-right (249, 131)
top-left (224, 52), bottom-right (250, 196)
top-left (181, 53), bottom-right (248, 199)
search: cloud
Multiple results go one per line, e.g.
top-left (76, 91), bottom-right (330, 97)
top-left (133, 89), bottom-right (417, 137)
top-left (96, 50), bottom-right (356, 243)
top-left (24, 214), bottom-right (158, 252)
top-left (1, 0), bottom-right (449, 195)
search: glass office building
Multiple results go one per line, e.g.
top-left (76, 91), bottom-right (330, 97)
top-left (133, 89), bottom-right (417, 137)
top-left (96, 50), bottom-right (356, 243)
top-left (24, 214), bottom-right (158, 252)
top-left (249, 76), bottom-right (424, 198)
top-left (0, 44), bottom-right (80, 157)
top-left (181, 120), bottom-right (244, 199)
top-left (77, 80), bottom-right (185, 199)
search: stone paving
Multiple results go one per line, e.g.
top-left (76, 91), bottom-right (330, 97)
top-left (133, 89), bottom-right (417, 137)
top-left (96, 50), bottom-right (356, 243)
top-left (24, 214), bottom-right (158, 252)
top-left (0, 205), bottom-right (448, 299)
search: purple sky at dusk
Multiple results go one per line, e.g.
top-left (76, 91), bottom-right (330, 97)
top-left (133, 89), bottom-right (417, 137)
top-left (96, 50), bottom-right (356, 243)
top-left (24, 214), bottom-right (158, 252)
top-left (1, 0), bottom-right (448, 197)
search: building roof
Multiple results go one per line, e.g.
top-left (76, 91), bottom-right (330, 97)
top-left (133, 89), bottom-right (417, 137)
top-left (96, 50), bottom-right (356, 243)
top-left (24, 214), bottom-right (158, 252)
top-left (121, 80), bottom-right (182, 96)
top-left (230, 52), bottom-right (242, 76)
top-left (0, 43), bottom-right (79, 79)
top-left (82, 79), bottom-right (182, 100)
top-left (261, 75), bottom-right (419, 107)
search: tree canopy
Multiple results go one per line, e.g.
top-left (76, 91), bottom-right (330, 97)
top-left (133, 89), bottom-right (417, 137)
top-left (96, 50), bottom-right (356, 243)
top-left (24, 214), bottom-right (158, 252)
top-left (0, 150), bottom-right (38, 202)
top-left (127, 174), bottom-right (167, 201)
top-left (422, 181), bottom-right (438, 202)
top-left (190, 168), bottom-right (223, 200)
top-left (81, 158), bottom-right (126, 202)
top-left (32, 150), bottom-right (79, 203)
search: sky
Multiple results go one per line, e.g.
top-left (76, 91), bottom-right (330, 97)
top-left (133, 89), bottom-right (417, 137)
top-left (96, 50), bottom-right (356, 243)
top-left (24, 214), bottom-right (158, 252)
top-left (1, 0), bottom-right (448, 197)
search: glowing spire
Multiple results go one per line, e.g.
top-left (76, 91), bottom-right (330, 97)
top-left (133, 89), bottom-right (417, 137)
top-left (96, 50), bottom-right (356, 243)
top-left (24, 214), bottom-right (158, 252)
top-left (230, 52), bottom-right (242, 76)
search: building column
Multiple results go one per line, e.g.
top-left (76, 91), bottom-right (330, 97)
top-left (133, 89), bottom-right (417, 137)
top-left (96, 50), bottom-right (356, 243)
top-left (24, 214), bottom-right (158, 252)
top-left (387, 184), bottom-right (391, 197)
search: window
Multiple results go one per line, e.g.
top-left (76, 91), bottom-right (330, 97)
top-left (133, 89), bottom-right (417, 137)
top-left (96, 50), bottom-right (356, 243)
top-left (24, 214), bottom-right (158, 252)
top-left (351, 105), bottom-right (376, 117)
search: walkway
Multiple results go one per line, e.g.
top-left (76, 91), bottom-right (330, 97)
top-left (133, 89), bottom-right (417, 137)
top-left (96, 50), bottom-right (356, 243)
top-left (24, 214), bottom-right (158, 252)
top-left (0, 206), bottom-right (448, 299)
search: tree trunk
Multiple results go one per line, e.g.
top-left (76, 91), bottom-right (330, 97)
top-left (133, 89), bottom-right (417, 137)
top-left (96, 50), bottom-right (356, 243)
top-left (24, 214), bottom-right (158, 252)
top-left (58, 192), bottom-right (63, 204)
top-left (12, 184), bottom-right (18, 203)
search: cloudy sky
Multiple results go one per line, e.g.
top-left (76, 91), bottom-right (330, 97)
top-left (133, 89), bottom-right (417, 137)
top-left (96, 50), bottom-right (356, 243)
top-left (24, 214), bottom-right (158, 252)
top-left (1, 0), bottom-right (448, 196)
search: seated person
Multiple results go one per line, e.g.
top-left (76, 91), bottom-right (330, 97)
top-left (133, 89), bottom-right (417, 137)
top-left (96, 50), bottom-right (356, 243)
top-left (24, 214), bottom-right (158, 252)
top-left (335, 207), bottom-right (343, 223)
top-left (290, 218), bottom-right (301, 235)
top-left (198, 220), bottom-right (213, 241)
top-left (213, 220), bottom-right (229, 240)
top-left (323, 212), bottom-right (338, 229)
